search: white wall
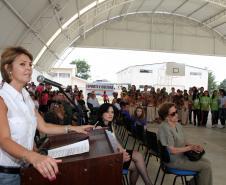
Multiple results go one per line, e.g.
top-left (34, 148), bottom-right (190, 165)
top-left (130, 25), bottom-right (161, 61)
top-left (117, 63), bottom-right (208, 91)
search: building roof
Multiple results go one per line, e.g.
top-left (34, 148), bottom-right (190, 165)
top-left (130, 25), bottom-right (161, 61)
top-left (1, 0), bottom-right (226, 72)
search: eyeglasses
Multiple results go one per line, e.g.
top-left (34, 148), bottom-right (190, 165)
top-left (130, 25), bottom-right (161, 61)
top-left (168, 110), bottom-right (178, 117)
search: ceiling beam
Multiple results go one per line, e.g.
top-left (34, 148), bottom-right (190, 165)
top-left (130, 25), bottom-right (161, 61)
top-left (2, 0), bottom-right (60, 59)
top-left (48, 0), bottom-right (70, 40)
top-left (202, 9), bottom-right (226, 25)
top-left (153, 0), bottom-right (165, 12)
top-left (171, 0), bottom-right (189, 13)
top-left (204, 0), bottom-right (226, 8)
top-left (107, 0), bottom-right (116, 21)
top-left (120, 1), bottom-right (134, 20)
top-left (135, 0), bottom-right (145, 12)
top-left (211, 21), bottom-right (226, 29)
top-left (187, 2), bottom-right (209, 17)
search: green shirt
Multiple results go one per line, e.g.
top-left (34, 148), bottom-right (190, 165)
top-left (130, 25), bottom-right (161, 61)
top-left (200, 96), bottom-right (210, 111)
top-left (193, 98), bottom-right (200, 110)
top-left (210, 97), bottom-right (219, 111)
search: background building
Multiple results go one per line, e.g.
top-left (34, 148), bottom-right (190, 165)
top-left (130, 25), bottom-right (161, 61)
top-left (117, 62), bottom-right (208, 91)
top-left (48, 65), bottom-right (87, 93)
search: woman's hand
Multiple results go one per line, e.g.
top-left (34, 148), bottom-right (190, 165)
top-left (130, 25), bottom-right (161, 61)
top-left (26, 152), bottom-right (62, 181)
top-left (189, 144), bottom-right (204, 152)
top-left (70, 125), bottom-right (94, 134)
top-left (117, 148), bottom-right (131, 162)
top-left (193, 145), bottom-right (204, 152)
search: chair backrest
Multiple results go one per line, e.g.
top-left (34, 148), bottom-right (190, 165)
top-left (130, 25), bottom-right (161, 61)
top-left (146, 131), bottom-right (159, 154)
top-left (158, 141), bottom-right (170, 163)
top-left (120, 111), bottom-right (133, 132)
top-left (135, 125), bottom-right (145, 141)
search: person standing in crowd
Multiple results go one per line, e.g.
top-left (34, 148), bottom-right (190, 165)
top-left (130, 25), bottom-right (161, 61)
top-left (210, 90), bottom-right (219, 128)
top-left (102, 90), bottom-right (109, 103)
top-left (173, 89), bottom-right (183, 122)
top-left (96, 103), bottom-right (153, 185)
top-left (0, 46), bottom-right (93, 185)
top-left (200, 90), bottom-right (210, 127)
top-left (111, 92), bottom-right (118, 104)
top-left (218, 89), bottom-right (226, 128)
top-left (188, 89), bottom-right (193, 124)
top-left (181, 94), bottom-right (189, 125)
top-left (169, 87), bottom-right (176, 102)
top-left (192, 89), bottom-right (201, 126)
top-left (158, 102), bottom-right (212, 185)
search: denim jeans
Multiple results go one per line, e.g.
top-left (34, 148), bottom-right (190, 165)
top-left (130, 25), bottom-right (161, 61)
top-left (219, 108), bottom-right (226, 125)
top-left (0, 173), bottom-right (20, 185)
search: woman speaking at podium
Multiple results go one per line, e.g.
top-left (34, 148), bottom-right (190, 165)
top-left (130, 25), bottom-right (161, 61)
top-left (96, 103), bottom-right (153, 185)
top-left (0, 46), bottom-right (93, 185)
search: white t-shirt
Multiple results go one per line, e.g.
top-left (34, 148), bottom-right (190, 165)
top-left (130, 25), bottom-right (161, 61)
top-left (0, 83), bottom-right (37, 167)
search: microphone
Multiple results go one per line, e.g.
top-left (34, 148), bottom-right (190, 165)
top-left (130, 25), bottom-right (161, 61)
top-left (37, 75), bottom-right (62, 87)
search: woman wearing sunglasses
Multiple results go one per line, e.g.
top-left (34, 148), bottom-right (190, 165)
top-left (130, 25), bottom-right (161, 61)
top-left (158, 102), bottom-right (212, 185)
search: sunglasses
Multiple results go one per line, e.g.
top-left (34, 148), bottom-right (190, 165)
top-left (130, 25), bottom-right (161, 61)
top-left (168, 110), bottom-right (178, 117)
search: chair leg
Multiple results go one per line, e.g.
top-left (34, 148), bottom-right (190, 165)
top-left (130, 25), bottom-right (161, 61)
top-left (184, 176), bottom-right (188, 185)
top-left (144, 149), bottom-right (149, 160)
top-left (194, 176), bottom-right (198, 185)
top-left (132, 139), bottom-right (136, 150)
top-left (172, 175), bottom-right (178, 185)
top-left (160, 171), bottom-right (166, 185)
top-left (121, 129), bottom-right (126, 141)
top-left (124, 135), bottom-right (130, 148)
top-left (154, 165), bottom-right (161, 185)
top-left (146, 153), bottom-right (151, 167)
top-left (125, 175), bottom-right (129, 185)
top-left (181, 176), bottom-right (184, 185)
top-left (122, 176), bottom-right (125, 185)
top-left (138, 143), bottom-right (141, 151)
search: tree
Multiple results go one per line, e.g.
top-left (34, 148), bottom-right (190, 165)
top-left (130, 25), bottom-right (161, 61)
top-left (219, 78), bottom-right (226, 90)
top-left (70, 59), bottom-right (91, 80)
top-left (208, 72), bottom-right (217, 93)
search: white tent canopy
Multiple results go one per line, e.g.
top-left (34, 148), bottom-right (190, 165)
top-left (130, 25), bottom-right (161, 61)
top-left (1, 0), bottom-right (226, 72)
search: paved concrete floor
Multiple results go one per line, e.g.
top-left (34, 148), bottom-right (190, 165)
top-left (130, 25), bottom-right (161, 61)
top-left (123, 123), bottom-right (226, 185)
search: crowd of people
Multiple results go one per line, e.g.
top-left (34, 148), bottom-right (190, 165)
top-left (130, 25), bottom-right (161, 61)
top-left (0, 46), bottom-right (221, 185)
top-left (110, 85), bottom-right (226, 129)
top-left (19, 76), bottom-right (226, 131)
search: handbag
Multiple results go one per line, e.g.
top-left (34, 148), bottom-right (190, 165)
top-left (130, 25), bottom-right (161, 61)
top-left (184, 150), bottom-right (205, 161)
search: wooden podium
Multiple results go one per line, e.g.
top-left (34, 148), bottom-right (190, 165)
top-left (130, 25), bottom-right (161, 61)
top-left (20, 129), bottom-right (123, 185)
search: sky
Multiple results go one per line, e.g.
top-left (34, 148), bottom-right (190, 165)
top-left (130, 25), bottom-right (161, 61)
top-left (57, 47), bottom-right (226, 84)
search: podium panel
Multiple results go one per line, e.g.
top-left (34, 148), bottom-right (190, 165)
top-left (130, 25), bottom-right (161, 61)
top-left (21, 129), bottom-right (123, 185)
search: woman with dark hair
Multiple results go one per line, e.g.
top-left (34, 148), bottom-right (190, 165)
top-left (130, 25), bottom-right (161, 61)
top-left (200, 90), bottom-right (210, 126)
top-left (0, 46), bottom-right (93, 185)
top-left (132, 106), bottom-right (147, 130)
top-left (96, 103), bottom-right (153, 185)
top-left (158, 102), bottom-right (212, 185)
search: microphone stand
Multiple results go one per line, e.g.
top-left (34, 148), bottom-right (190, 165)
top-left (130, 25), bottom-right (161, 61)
top-left (57, 86), bottom-right (84, 125)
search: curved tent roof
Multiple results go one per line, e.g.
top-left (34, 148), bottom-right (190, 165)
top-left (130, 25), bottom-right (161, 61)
top-left (1, 0), bottom-right (226, 72)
